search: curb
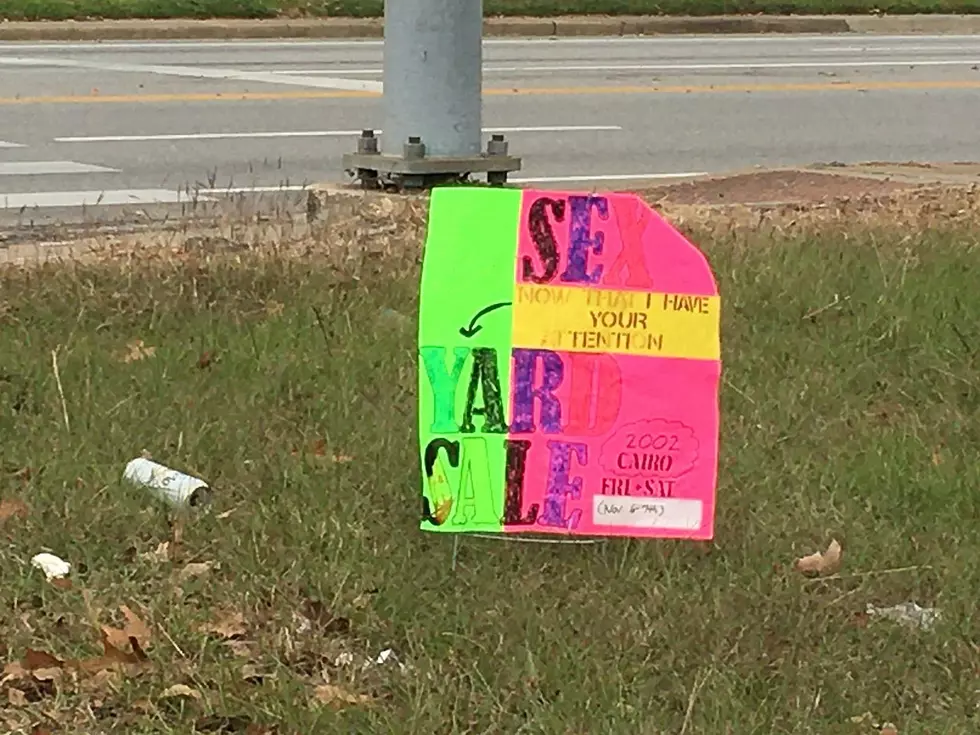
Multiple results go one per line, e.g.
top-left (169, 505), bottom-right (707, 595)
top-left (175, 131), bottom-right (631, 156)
top-left (2, 14), bottom-right (980, 42)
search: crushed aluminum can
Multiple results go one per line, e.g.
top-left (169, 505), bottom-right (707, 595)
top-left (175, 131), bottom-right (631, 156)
top-left (124, 457), bottom-right (211, 508)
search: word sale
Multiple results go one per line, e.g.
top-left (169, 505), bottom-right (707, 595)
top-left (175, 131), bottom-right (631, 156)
top-left (421, 345), bottom-right (692, 529)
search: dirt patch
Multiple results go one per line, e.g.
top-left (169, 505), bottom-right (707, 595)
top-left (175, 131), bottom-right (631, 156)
top-left (4, 169), bottom-right (980, 270)
top-left (639, 170), bottom-right (911, 206)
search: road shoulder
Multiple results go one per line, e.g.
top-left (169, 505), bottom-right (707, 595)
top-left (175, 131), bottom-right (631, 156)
top-left (2, 14), bottom-right (980, 42)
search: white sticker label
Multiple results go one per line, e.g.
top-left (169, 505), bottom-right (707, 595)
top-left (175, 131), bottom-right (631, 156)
top-left (592, 496), bottom-right (702, 530)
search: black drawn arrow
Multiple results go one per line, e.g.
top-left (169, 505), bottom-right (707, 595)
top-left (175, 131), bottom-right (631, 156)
top-left (459, 301), bottom-right (513, 338)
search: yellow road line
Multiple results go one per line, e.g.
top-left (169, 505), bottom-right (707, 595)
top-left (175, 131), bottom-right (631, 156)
top-left (496, 79), bottom-right (980, 96)
top-left (2, 78), bottom-right (980, 105)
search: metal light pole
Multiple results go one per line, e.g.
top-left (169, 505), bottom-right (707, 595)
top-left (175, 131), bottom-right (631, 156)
top-left (342, 0), bottom-right (521, 190)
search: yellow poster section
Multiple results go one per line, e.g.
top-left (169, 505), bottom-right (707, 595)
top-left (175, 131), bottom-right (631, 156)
top-left (512, 284), bottom-right (720, 360)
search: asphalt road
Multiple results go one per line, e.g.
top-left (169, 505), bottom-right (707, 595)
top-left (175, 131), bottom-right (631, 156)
top-left (1, 33), bottom-right (979, 225)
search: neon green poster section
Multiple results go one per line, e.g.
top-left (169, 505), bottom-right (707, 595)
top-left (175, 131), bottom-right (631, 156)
top-left (418, 187), bottom-right (522, 533)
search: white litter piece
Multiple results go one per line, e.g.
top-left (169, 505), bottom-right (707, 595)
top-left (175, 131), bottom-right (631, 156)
top-left (374, 648), bottom-right (397, 665)
top-left (372, 648), bottom-right (407, 672)
top-left (31, 553), bottom-right (71, 581)
top-left (333, 648), bottom-right (407, 672)
top-left (866, 601), bottom-right (942, 631)
top-left (293, 611), bottom-right (313, 635)
top-left (123, 457), bottom-right (211, 508)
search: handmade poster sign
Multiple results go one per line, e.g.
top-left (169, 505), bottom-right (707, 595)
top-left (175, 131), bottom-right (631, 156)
top-left (418, 188), bottom-right (721, 540)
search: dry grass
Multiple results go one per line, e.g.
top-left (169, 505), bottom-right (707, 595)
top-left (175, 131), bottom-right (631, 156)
top-left (1, 186), bottom-right (979, 734)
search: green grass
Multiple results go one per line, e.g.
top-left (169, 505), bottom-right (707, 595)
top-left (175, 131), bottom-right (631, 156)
top-left (5, 0), bottom-right (980, 22)
top-left (1, 222), bottom-right (978, 734)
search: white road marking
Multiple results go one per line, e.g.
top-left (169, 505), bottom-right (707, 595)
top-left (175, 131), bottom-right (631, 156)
top-left (815, 44), bottom-right (980, 52)
top-left (511, 172), bottom-right (706, 183)
top-left (54, 124), bottom-right (622, 143)
top-left (0, 140), bottom-right (25, 148)
top-left (0, 188), bottom-right (211, 209)
top-left (198, 185), bottom-right (308, 194)
top-left (3, 35), bottom-right (978, 52)
top-left (267, 58), bottom-right (980, 76)
top-left (0, 56), bottom-right (382, 93)
top-left (0, 161), bottom-right (117, 175)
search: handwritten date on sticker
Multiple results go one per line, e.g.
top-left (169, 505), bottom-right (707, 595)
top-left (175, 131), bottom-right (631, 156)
top-left (599, 419), bottom-right (699, 479)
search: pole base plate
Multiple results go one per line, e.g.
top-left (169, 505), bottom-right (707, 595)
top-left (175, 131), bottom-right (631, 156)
top-left (343, 152), bottom-right (522, 190)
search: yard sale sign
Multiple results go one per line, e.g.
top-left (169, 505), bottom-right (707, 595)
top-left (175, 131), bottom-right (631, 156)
top-left (418, 187), bottom-right (721, 540)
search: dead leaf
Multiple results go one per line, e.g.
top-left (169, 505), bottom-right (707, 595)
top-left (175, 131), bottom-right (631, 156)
top-left (241, 664), bottom-right (274, 684)
top-left (121, 339), bottom-right (156, 363)
top-left (1, 661), bottom-right (27, 683)
top-left (79, 668), bottom-right (121, 694)
top-left (265, 301), bottom-right (285, 317)
top-left (76, 630), bottom-right (150, 674)
top-left (30, 727), bottom-right (53, 735)
top-left (140, 541), bottom-right (171, 563)
top-left (23, 649), bottom-right (62, 671)
top-left (6, 687), bottom-right (28, 706)
top-left (223, 639), bottom-right (254, 658)
top-left (30, 667), bottom-right (62, 683)
top-left (102, 605), bottom-right (151, 652)
top-left (175, 561), bottom-right (215, 582)
top-left (931, 447), bottom-right (943, 466)
top-left (51, 578), bottom-right (73, 590)
top-left (881, 724), bottom-right (898, 735)
top-left (312, 683), bottom-right (373, 707)
top-left (197, 351), bottom-right (215, 370)
top-left (198, 610), bottom-right (247, 639)
top-left (78, 652), bottom-right (136, 675)
top-left (121, 606), bottom-right (151, 645)
top-left (0, 497), bottom-right (28, 523)
top-left (160, 683), bottom-right (202, 700)
top-left (2, 650), bottom-right (66, 693)
top-left (332, 454), bottom-right (354, 464)
top-left (794, 539), bottom-right (843, 576)
top-left (124, 636), bottom-right (149, 662)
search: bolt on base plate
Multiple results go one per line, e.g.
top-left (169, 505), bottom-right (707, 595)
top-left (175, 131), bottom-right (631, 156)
top-left (343, 131), bottom-right (522, 190)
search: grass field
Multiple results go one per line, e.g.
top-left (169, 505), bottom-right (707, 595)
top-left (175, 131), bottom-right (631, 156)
top-left (5, 0), bottom-right (980, 22)
top-left (0, 209), bottom-right (978, 734)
